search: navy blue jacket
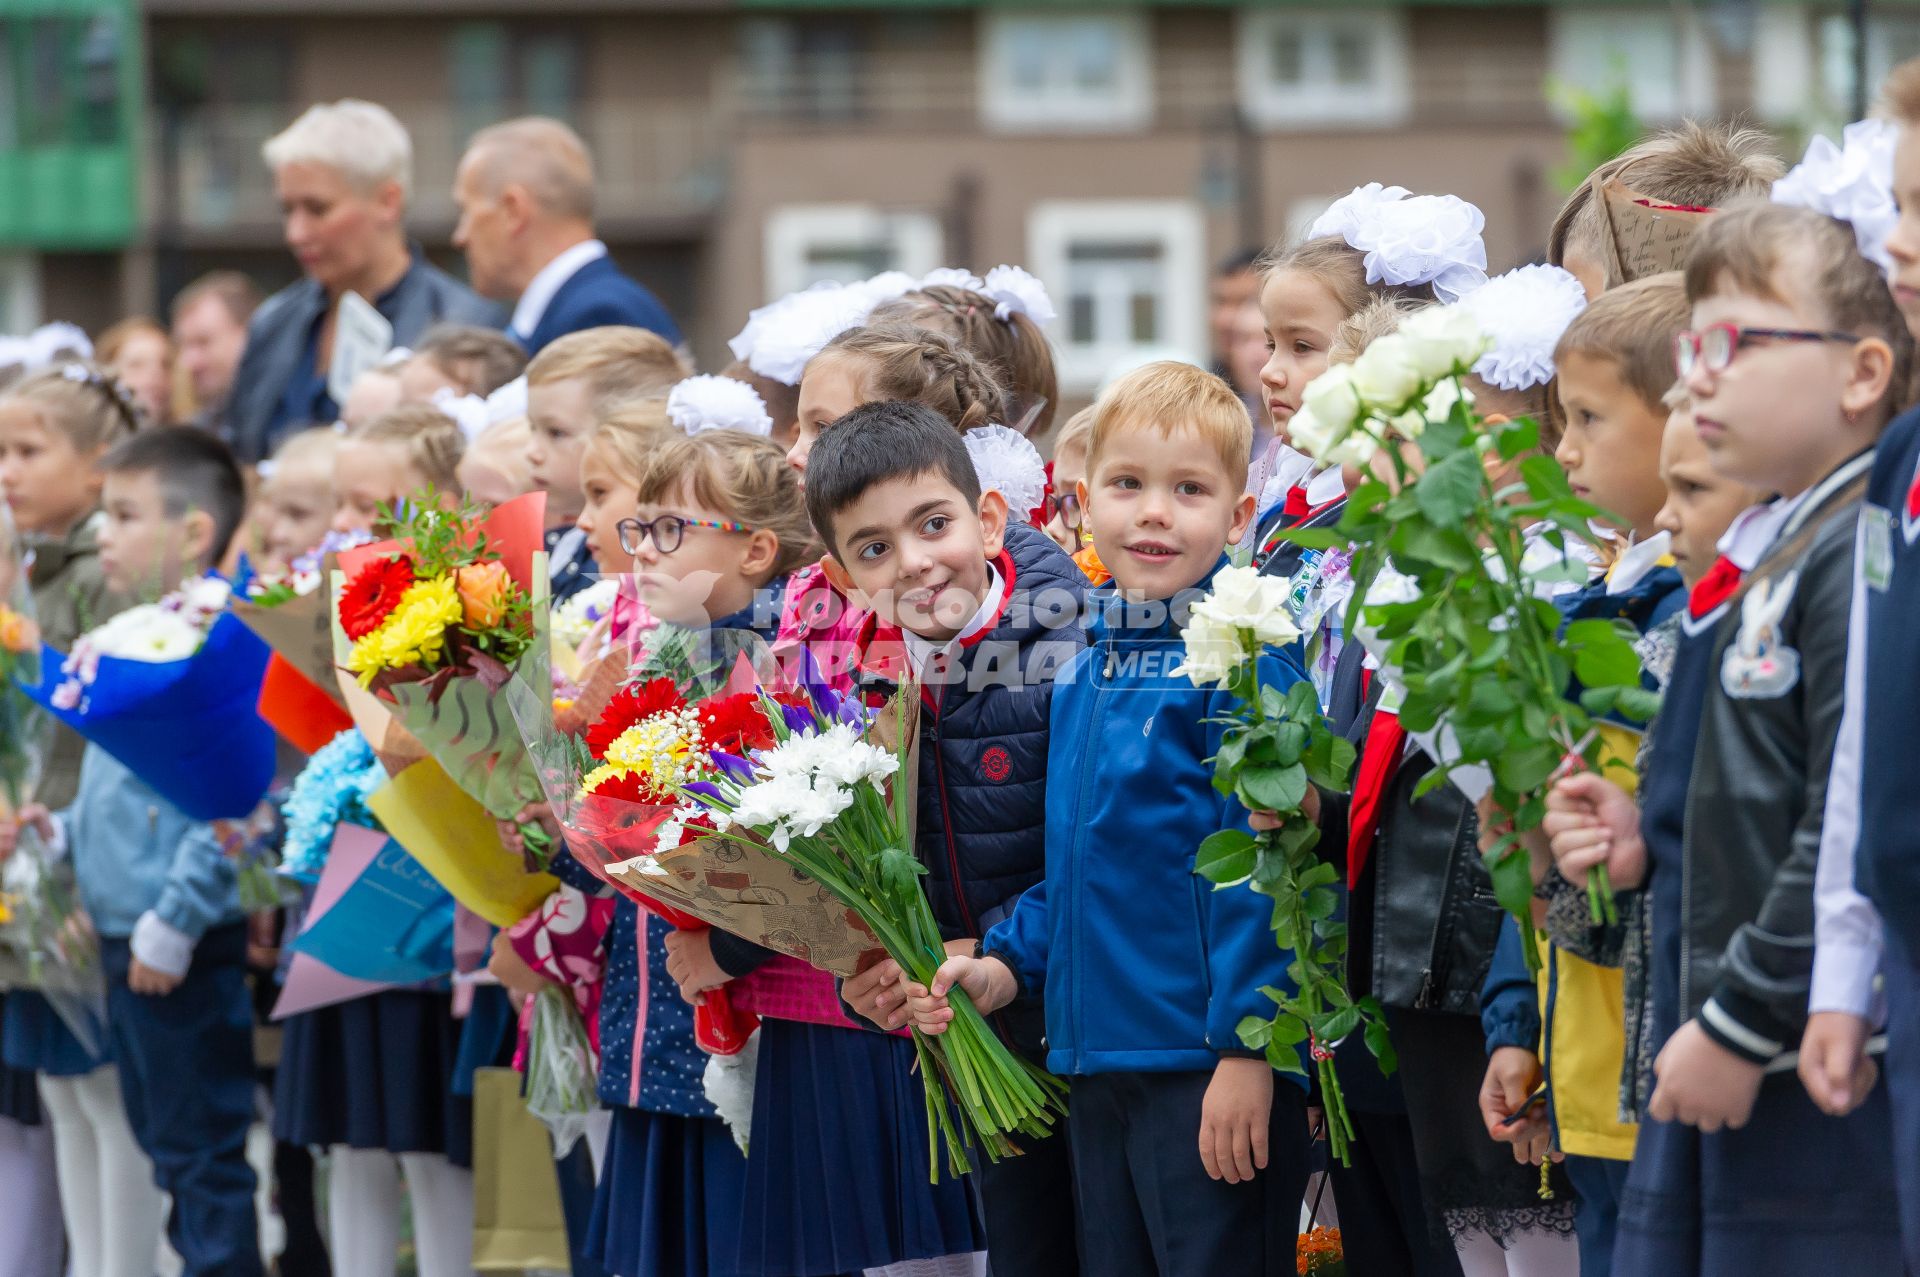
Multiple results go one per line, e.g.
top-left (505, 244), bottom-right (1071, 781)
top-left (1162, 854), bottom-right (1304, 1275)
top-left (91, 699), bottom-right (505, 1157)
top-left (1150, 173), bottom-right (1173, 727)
top-left (520, 255), bottom-right (681, 355)
top-left (987, 557), bottom-right (1313, 1080)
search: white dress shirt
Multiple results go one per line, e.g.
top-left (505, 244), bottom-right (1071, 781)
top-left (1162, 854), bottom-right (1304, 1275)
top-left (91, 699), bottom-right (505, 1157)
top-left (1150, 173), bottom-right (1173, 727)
top-left (510, 239), bottom-right (609, 342)
top-left (902, 564), bottom-right (1005, 681)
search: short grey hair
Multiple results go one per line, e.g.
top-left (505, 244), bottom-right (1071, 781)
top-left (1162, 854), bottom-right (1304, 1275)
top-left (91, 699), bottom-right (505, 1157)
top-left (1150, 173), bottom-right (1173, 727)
top-left (263, 100), bottom-right (413, 204)
top-left (463, 117), bottom-right (595, 221)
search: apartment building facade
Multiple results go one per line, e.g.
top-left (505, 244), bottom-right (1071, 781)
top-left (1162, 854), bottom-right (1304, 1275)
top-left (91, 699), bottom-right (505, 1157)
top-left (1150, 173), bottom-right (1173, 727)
top-left (1, 1), bottom-right (1912, 384)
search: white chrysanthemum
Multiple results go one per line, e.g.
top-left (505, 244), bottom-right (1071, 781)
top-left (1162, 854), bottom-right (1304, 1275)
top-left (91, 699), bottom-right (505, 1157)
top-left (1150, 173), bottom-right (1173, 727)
top-left (1773, 118), bottom-right (1900, 272)
top-left (667, 375), bottom-right (774, 438)
top-left (813, 738), bottom-right (899, 790)
top-left (963, 425), bottom-right (1048, 520)
top-left (95, 609), bottom-right (203, 663)
top-left (552, 578), bottom-right (620, 650)
top-left (981, 265), bottom-right (1058, 326)
top-left (1455, 265), bottom-right (1588, 391)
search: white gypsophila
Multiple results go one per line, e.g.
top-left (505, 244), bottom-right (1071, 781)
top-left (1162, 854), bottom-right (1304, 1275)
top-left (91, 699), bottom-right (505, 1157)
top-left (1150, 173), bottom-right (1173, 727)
top-left (1456, 265), bottom-right (1589, 392)
top-left (980, 265), bottom-right (1058, 326)
top-left (1193, 565), bottom-right (1303, 648)
top-left (667, 374), bottom-right (774, 438)
top-left (1348, 338), bottom-right (1424, 414)
top-left (653, 803), bottom-right (713, 853)
top-left (963, 425), bottom-right (1048, 521)
top-left (1173, 611), bottom-right (1244, 688)
top-left (1773, 118), bottom-right (1900, 273)
top-left (1393, 306), bottom-right (1490, 386)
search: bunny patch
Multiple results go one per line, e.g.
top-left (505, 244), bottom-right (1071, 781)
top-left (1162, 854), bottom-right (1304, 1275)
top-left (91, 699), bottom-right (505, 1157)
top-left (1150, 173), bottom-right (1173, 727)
top-left (1722, 570), bottom-right (1801, 700)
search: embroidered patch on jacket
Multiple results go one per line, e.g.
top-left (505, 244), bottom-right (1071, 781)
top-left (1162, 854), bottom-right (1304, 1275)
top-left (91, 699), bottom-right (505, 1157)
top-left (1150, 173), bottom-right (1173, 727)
top-left (1865, 505), bottom-right (1895, 592)
top-left (980, 746), bottom-right (1012, 784)
top-left (1721, 570), bottom-right (1800, 699)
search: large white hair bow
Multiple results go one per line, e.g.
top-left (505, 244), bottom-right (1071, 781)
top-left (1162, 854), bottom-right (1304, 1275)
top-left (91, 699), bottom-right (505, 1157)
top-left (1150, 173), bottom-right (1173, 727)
top-left (668, 374), bottom-right (774, 437)
top-left (1772, 119), bottom-right (1900, 273)
top-left (1455, 265), bottom-right (1589, 391)
top-left (1309, 183), bottom-right (1490, 303)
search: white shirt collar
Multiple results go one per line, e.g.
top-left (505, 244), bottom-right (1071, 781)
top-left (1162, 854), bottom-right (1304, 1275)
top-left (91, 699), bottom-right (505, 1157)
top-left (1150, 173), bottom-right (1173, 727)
top-left (1606, 531), bottom-right (1673, 595)
top-left (902, 563), bottom-right (1004, 679)
top-left (511, 240), bottom-right (608, 340)
top-left (1717, 492), bottom-right (1809, 572)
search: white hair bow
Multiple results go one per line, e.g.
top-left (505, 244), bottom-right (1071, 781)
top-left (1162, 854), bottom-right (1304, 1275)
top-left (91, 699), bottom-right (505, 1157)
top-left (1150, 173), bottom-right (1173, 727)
top-left (1773, 119), bottom-right (1900, 273)
top-left (1309, 184), bottom-right (1490, 303)
top-left (668, 375), bottom-right (774, 437)
top-left (1455, 265), bottom-right (1589, 391)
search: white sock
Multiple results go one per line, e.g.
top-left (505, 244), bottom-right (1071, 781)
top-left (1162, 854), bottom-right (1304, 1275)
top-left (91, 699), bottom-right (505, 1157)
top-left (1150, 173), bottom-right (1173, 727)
top-left (326, 1146), bottom-right (402, 1277)
top-left (1453, 1228), bottom-right (1580, 1277)
top-left (397, 1152), bottom-right (476, 1277)
top-left (0, 1112), bottom-right (63, 1277)
top-left (37, 1074), bottom-right (100, 1277)
top-left (69, 1067), bottom-right (167, 1277)
top-left (863, 1256), bottom-right (990, 1277)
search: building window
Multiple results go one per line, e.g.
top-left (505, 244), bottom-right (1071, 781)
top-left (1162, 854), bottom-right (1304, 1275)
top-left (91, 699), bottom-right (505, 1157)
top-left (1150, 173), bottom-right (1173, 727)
top-left (1815, 13), bottom-right (1920, 121)
top-left (979, 14), bottom-right (1152, 133)
top-left (1547, 8), bottom-right (1713, 121)
top-left (764, 205), bottom-right (943, 300)
top-left (450, 23), bottom-right (582, 144)
top-left (1236, 9), bottom-right (1409, 128)
top-left (739, 18), bottom-right (864, 121)
top-left (1027, 200), bottom-right (1206, 393)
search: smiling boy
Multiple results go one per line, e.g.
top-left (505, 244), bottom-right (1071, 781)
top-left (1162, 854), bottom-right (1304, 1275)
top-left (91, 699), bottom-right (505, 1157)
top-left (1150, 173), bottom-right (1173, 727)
top-left (908, 362), bottom-right (1313, 1277)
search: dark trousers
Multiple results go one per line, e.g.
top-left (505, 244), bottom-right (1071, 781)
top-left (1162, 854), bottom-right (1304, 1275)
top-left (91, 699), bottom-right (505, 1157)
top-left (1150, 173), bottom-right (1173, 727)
top-left (1326, 1108), bottom-right (1463, 1277)
top-left (103, 923), bottom-right (264, 1277)
top-left (976, 1120), bottom-right (1079, 1277)
top-left (1066, 1070), bottom-right (1309, 1277)
top-left (1881, 945), bottom-right (1920, 1275)
top-left (1563, 1153), bottom-right (1629, 1277)
top-left (1613, 1071), bottom-right (1900, 1276)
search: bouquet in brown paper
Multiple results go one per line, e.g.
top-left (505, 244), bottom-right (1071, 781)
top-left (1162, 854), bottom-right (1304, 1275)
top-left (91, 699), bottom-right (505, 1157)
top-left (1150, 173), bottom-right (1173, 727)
top-left (1592, 177), bottom-right (1719, 283)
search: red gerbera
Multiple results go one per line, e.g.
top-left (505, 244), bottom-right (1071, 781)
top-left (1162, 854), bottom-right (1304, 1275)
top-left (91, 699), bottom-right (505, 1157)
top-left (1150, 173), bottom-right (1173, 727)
top-left (339, 554), bottom-right (416, 640)
top-left (586, 677), bottom-right (686, 758)
top-left (698, 693), bottom-right (776, 756)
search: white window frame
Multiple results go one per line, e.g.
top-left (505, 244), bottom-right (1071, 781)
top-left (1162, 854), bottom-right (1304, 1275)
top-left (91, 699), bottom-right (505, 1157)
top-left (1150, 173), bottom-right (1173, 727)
top-left (762, 204), bottom-right (943, 300)
top-left (1235, 8), bottom-right (1410, 129)
top-left (1751, 5), bottom-right (1815, 124)
top-left (978, 12), bottom-right (1153, 133)
top-left (1026, 199), bottom-right (1207, 394)
top-left (1546, 7), bottom-right (1714, 122)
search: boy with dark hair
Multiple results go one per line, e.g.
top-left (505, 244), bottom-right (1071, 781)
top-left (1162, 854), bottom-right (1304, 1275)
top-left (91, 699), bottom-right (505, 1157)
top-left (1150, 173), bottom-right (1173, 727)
top-left (809, 399), bottom-right (1089, 1277)
top-left (3, 426), bottom-right (261, 1277)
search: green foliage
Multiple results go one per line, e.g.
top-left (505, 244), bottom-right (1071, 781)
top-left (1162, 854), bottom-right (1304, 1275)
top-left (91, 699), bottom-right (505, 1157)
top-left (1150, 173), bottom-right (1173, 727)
top-left (1549, 72), bottom-right (1643, 195)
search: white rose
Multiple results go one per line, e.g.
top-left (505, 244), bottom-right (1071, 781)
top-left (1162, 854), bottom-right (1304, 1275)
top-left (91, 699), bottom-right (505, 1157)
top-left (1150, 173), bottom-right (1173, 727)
top-left (1174, 612), bottom-right (1244, 688)
top-left (1397, 306), bottom-right (1489, 383)
top-left (1349, 339), bottom-right (1423, 414)
top-left (1196, 566), bottom-right (1303, 648)
top-left (1290, 365), bottom-right (1363, 464)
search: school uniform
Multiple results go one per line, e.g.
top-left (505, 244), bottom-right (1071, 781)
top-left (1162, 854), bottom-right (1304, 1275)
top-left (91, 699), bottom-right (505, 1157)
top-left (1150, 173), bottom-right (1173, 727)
top-left (986, 559), bottom-right (1313, 1277)
top-left (1810, 405), bottom-right (1920, 1271)
top-left (1616, 454), bottom-right (1901, 1275)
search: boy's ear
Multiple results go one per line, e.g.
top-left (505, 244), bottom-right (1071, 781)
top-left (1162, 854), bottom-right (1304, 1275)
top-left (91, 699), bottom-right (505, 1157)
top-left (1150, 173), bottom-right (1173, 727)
top-left (180, 508), bottom-right (216, 572)
top-left (1843, 335), bottom-right (1897, 423)
top-left (977, 488), bottom-right (1009, 558)
top-left (1227, 490), bottom-right (1257, 546)
top-left (819, 553), bottom-right (857, 601)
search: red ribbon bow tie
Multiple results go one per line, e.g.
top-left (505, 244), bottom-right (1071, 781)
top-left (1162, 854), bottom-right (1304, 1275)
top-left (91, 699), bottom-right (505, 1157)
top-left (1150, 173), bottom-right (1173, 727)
top-left (1689, 556), bottom-right (1743, 619)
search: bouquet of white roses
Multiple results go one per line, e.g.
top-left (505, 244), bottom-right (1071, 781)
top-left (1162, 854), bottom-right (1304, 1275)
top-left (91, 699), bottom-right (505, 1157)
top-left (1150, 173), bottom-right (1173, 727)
top-left (1281, 306), bottom-right (1656, 968)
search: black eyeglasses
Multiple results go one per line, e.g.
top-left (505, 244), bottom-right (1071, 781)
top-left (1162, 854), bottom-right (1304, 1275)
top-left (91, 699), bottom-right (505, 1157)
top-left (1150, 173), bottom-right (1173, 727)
top-left (615, 514), bottom-right (754, 556)
top-left (1674, 323), bottom-right (1860, 378)
top-left (1043, 490), bottom-right (1084, 531)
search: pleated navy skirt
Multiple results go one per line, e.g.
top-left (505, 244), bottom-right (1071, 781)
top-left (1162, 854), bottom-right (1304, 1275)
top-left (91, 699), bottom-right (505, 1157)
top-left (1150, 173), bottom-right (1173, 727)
top-left (1, 989), bottom-right (102, 1078)
top-left (0, 993), bottom-right (35, 1125)
top-left (723, 1018), bottom-right (983, 1277)
top-left (587, 1106), bottom-right (744, 1277)
top-left (272, 989), bottom-right (473, 1167)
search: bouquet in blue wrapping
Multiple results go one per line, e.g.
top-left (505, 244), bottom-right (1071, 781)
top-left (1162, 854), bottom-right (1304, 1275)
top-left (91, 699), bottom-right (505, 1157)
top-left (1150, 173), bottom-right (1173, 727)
top-left (16, 575), bottom-right (277, 821)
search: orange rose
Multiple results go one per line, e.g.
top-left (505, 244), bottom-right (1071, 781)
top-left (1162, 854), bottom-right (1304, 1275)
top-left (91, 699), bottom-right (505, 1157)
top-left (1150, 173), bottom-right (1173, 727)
top-left (455, 561), bottom-right (513, 630)
top-left (0, 607), bottom-right (36, 654)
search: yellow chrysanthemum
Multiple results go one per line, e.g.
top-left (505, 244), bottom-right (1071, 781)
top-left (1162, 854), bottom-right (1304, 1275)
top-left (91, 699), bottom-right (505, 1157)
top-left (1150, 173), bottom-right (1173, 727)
top-left (345, 576), bottom-right (465, 686)
top-left (578, 708), bottom-right (706, 800)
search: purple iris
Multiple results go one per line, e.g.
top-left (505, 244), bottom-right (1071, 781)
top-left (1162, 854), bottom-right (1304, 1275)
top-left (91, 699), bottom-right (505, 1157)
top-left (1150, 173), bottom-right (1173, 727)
top-left (709, 752), bottom-right (755, 784)
top-left (684, 780), bottom-right (723, 803)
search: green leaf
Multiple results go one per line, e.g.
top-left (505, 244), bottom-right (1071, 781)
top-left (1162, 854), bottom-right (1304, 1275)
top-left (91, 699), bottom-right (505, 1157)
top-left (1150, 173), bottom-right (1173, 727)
top-left (1266, 1042), bottom-right (1308, 1076)
top-left (1520, 454), bottom-right (1575, 502)
top-left (1304, 732), bottom-right (1357, 790)
top-left (1272, 720), bottom-right (1309, 766)
top-left (1303, 887), bottom-right (1339, 921)
top-left (1485, 845), bottom-right (1536, 922)
top-left (1414, 449), bottom-right (1487, 526)
top-left (877, 847), bottom-right (928, 898)
top-left (1616, 686), bottom-right (1662, 722)
top-left (1239, 763), bottom-right (1308, 814)
top-left (1236, 1016), bottom-right (1274, 1050)
top-left (1496, 417), bottom-right (1540, 460)
top-left (1271, 1014), bottom-right (1310, 1045)
top-left (1493, 742), bottom-right (1558, 794)
top-left (1363, 1017), bottom-right (1398, 1075)
top-left (1317, 1006), bottom-right (1362, 1042)
top-left (1565, 618), bottom-right (1645, 689)
top-left (1466, 679), bottom-right (1518, 717)
top-left (1391, 520), bottom-right (1480, 574)
top-left (1579, 686), bottom-right (1622, 716)
top-left (1279, 526), bottom-right (1345, 551)
top-left (1195, 829), bottom-right (1258, 885)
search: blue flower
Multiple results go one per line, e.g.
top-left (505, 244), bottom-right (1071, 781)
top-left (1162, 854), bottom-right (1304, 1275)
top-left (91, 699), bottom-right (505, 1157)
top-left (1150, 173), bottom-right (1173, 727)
top-left (280, 728), bottom-right (387, 880)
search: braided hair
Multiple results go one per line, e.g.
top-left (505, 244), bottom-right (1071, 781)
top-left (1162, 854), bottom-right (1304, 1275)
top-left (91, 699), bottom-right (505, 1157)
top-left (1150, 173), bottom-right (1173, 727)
top-left (869, 284), bottom-right (1058, 435)
top-left (814, 322), bottom-right (1008, 436)
top-left (2, 361), bottom-right (143, 455)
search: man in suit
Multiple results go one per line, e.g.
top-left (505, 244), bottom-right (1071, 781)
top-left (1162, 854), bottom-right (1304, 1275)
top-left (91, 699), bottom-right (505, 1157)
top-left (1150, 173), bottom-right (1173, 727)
top-left (452, 117), bottom-right (682, 356)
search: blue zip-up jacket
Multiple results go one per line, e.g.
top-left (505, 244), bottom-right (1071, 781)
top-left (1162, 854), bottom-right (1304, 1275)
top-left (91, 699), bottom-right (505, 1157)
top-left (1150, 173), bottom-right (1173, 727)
top-left (55, 744), bottom-right (242, 943)
top-left (985, 557), bottom-right (1311, 1081)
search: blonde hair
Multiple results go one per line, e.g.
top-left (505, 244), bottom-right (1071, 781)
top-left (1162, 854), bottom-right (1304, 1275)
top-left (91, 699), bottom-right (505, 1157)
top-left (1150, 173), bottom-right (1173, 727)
top-left (1051, 405), bottom-right (1095, 462)
top-left (1089, 361), bottom-right (1252, 484)
top-left (813, 323), bottom-right (1006, 434)
top-left (457, 416), bottom-right (532, 499)
top-left (1550, 122), bottom-right (1785, 285)
top-left (2, 363), bottom-right (140, 453)
top-left (263, 100), bottom-right (413, 203)
top-left (583, 402), bottom-right (672, 486)
top-left (1329, 296), bottom-right (1426, 366)
top-left (525, 326), bottom-right (691, 415)
top-left (351, 405), bottom-right (465, 492)
top-left (411, 324), bottom-right (528, 397)
top-left (634, 431), bottom-right (818, 579)
top-left (1684, 203), bottom-right (1916, 417)
top-left (266, 425), bottom-right (340, 478)
top-left (868, 285), bottom-right (1060, 434)
top-left (1556, 273), bottom-right (1693, 414)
